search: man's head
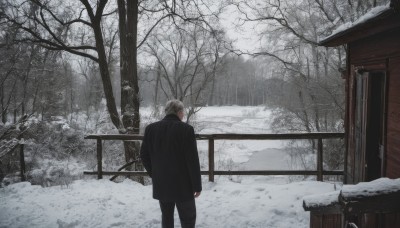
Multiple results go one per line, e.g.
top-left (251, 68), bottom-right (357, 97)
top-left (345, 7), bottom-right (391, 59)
top-left (165, 99), bottom-right (184, 120)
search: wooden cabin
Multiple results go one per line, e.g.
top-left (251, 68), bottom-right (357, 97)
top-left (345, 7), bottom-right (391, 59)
top-left (304, 1), bottom-right (400, 227)
top-left (320, 0), bottom-right (400, 185)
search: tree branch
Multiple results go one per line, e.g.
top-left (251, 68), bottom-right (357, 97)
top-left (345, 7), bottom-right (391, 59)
top-left (137, 14), bottom-right (171, 49)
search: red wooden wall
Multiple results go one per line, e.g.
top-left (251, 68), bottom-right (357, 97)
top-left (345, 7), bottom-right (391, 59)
top-left (387, 57), bottom-right (400, 178)
top-left (346, 28), bottom-right (400, 183)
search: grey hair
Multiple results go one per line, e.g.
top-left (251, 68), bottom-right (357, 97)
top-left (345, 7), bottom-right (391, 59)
top-left (165, 99), bottom-right (184, 115)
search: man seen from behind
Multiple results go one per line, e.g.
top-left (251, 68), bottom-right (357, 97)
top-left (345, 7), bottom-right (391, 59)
top-left (140, 100), bottom-right (202, 228)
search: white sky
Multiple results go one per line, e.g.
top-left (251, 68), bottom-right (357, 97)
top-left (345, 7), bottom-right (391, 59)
top-left (220, 5), bottom-right (262, 53)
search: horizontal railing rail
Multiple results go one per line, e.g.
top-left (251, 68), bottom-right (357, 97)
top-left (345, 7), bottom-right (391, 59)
top-left (84, 132), bottom-right (345, 182)
top-left (85, 132), bottom-right (344, 140)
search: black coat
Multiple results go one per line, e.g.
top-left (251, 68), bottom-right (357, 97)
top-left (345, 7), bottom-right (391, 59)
top-left (140, 114), bottom-right (202, 202)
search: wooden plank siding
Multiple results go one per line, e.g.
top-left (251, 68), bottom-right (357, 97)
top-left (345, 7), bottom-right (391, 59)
top-left (344, 27), bottom-right (400, 184)
top-left (359, 213), bottom-right (400, 228)
top-left (310, 213), bottom-right (341, 228)
top-left (386, 57), bottom-right (400, 178)
top-left (349, 29), bottom-right (400, 65)
top-left (346, 65), bottom-right (356, 184)
top-left (305, 190), bottom-right (400, 228)
top-left (384, 212), bottom-right (400, 228)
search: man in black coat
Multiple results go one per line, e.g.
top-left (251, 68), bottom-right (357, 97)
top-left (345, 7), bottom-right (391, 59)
top-left (140, 100), bottom-right (202, 228)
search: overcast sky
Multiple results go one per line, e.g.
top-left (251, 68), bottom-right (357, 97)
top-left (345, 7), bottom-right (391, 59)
top-left (220, 5), bottom-right (262, 53)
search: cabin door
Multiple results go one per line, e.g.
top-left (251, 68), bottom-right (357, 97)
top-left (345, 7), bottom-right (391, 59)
top-left (355, 70), bottom-right (386, 181)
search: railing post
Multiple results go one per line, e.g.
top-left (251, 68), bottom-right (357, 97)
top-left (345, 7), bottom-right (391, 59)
top-left (317, 138), bottom-right (323, 181)
top-left (97, 139), bottom-right (103, 179)
top-left (208, 138), bottom-right (214, 182)
top-left (19, 144), bottom-right (26, 181)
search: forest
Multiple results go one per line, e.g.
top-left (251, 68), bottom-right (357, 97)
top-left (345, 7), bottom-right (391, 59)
top-left (0, 0), bottom-right (389, 186)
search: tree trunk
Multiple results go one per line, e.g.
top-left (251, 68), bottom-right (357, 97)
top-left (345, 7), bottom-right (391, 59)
top-left (13, 85), bottom-right (17, 124)
top-left (118, 0), bottom-right (143, 183)
top-left (1, 83), bottom-right (5, 123)
top-left (91, 16), bottom-right (121, 129)
top-left (21, 45), bottom-right (35, 115)
top-left (208, 74), bottom-right (216, 106)
top-left (126, 0), bottom-right (140, 134)
top-left (235, 83), bottom-right (238, 105)
top-left (154, 64), bottom-right (161, 112)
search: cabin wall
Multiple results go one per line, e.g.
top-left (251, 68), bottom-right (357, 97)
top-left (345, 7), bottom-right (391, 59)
top-left (346, 28), bottom-right (400, 183)
top-left (310, 213), bottom-right (341, 228)
top-left (358, 213), bottom-right (400, 228)
top-left (309, 212), bottom-right (400, 228)
top-left (387, 57), bottom-right (400, 178)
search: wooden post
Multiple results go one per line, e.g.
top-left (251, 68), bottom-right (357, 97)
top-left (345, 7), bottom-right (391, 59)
top-left (317, 138), bottom-right (323, 181)
top-left (97, 139), bottom-right (103, 179)
top-left (208, 138), bottom-right (214, 182)
top-left (19, 144), bottom-right (26, 181)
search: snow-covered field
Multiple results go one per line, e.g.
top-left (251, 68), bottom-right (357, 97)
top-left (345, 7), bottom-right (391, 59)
top-left (0, 106), bottom-right (340, 228)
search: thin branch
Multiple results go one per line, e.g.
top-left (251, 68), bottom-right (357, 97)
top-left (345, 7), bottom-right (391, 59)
top-left (31, 1), bottom-right (92, 27)
top-left (137, 14), bottom-right (171, 49)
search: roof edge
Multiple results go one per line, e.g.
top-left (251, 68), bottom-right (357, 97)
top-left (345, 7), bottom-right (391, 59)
top-left (319, 6), bottom-right (396, 47)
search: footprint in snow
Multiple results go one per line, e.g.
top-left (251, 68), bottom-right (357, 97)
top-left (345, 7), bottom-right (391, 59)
top-left (56, 219), bottom-right (80, 228)
top-left (230, 190), bottom-right (241, 195)
top-left (113, 212), bottom-right (121, 218)
top-left (116, 200), bottom-right (126, 205)
top-left (109, 222), bottom-right (125, 227)
top-left (271, 208), bottom-right (284, 215)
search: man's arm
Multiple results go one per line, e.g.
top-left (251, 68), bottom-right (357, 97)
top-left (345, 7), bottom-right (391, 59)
top-left (140, 126), bottom-right (152, 177)
top-left (185, 126), bottom-right (202, 193)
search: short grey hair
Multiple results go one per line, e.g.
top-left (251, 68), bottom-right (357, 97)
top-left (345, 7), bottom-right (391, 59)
top-left (165, 99), bottom-right (184, 115)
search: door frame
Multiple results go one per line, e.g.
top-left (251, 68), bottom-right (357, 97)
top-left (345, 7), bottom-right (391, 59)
top-left (353, 62), bottom-right (388, 181)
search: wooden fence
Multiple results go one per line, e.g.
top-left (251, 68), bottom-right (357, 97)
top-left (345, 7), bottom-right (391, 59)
top-left (84, 132), bottom-right (345, 182)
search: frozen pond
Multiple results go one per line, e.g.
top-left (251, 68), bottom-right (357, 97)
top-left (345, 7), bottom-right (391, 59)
top-left (241, 148), bottom-right (290, 170)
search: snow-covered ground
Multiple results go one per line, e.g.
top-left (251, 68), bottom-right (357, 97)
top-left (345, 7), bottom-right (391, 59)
top-left (0, 106), bottom-right (339, 228)
top-left (0, 178), bottom-right (337, 228)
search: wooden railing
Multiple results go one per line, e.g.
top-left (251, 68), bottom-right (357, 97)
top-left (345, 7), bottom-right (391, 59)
top-left (84, 132), bottom-right (345, 182)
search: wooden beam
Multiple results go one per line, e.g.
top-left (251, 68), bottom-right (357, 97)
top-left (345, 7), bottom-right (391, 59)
top-left (317, 138), bottom-right (323, 181)
top-left (85, 132), bottom-right (345, 141)
top-left (85, 134), bottom-right (144, 140)
top-left (84, 171), bottom-right (149, 176)
top-left (97, 139), bottom-right (103, 179)
top-left (199, 133), bottom-right (345, 140)
top-left (340, 191), bottom-right (400, 214)
top-left (110, 160), bottom-right (138, 181)
top-left (84, 170), bottom-right (344, 176)
top-left (208, 138), bottom-right (214, 182)
top-left (213, 170), bottom-right (343, 175)
top-left (304, 204), bottom-right (342, 214)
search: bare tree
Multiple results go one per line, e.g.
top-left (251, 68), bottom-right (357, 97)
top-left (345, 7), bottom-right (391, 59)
top-left (145, 22), bottom-right (227, 122)
top-left (228, 0), bottom-right (388, 171)
top-left (3, 0), bottom-right (225, 183)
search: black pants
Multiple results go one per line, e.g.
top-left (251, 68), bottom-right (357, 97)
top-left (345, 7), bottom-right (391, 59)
top-left (159, 199), bottom-right (196, 228)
